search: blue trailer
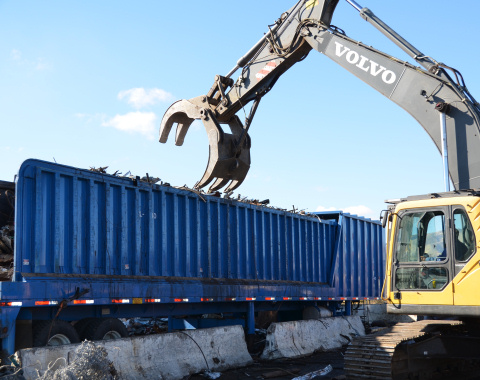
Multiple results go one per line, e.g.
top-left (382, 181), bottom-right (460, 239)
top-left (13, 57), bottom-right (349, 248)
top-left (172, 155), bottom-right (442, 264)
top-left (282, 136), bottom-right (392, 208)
top-left (0, 159), bottom-right (384, 357)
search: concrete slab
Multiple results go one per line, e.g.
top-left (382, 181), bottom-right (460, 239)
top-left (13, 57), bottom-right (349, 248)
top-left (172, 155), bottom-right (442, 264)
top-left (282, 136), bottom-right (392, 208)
top-left (16, 325), bottom-right (253, 380)
top-left (261, 316), bottom-right (365, 360)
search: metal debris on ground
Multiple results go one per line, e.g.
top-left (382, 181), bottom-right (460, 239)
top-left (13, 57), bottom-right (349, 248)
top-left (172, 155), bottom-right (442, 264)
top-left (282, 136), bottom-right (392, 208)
top-left (37, 341), bottom-right (117, 380)
top-left (291, 365), bottom-right (333, 380)
top-left (0, 364), bottom-right (25, 379)
top-left (202, 371), bottom-right (222, 379)
top-left (262, 368), bottom-right (301, 378)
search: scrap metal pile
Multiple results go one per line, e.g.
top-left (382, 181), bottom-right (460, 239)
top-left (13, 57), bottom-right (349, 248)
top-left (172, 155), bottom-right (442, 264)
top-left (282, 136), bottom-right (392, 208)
top-left (0, 186), bottom-right (14, 281)
top-left (90, 167), bottom-right (319, 217)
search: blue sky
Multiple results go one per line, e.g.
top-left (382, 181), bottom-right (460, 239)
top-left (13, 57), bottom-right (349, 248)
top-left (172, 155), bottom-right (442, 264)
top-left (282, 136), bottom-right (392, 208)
top-left (1, 1), bottom-right (479, 220)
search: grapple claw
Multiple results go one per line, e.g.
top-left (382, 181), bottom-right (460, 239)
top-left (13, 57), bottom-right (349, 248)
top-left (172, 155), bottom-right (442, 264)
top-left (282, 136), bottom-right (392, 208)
top-left (159, 99), bottom-right (199, 146)
top-left (159, 96), bottom-right (251, 193)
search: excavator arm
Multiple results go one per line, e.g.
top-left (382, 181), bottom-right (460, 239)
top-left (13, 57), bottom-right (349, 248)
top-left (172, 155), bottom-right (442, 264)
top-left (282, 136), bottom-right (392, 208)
top-left (160, 0), bottom-right (480, 193)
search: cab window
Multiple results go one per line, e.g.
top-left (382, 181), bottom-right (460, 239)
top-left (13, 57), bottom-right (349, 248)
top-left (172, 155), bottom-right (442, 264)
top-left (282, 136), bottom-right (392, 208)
top-left (395, 210), bottom-right (446, 263)
top-left (453, 209), bottom-right (475, 262)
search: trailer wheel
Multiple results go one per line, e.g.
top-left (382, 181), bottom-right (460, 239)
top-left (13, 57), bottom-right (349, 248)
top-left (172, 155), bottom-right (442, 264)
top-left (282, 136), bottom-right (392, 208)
top-left (83, 318), bottom-right (128, 341)
top-left (33, 320), bottom-right (80, 347)
top-left (74, 318), bottom-right (97, 340)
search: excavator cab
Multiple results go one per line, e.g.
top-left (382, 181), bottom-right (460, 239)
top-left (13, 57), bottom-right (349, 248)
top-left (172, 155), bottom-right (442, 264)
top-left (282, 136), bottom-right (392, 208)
top-left (384, 192), bottom-right (480, 315)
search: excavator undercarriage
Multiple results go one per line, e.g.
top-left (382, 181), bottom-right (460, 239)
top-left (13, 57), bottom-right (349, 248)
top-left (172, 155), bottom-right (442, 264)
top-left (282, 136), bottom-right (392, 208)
top-left (345, 320), bottom-right (480, 379)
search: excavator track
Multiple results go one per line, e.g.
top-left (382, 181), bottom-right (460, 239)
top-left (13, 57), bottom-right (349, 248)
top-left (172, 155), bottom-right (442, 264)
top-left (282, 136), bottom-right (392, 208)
top-left (344, 320), bottom-right (464, 380)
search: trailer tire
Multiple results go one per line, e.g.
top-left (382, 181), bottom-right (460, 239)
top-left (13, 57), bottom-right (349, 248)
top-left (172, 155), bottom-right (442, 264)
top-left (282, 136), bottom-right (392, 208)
top-left (33, 320), bottom-right (80, 347)
top-left (83, 318), bottom-right (128, 341)
top-left (74, 317), bottom-right (97, 340)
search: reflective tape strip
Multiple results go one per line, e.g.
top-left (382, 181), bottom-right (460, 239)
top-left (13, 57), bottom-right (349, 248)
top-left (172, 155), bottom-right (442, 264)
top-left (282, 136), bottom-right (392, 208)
top-left (226, 297), bottom-right (236, 301)
top-left (0, 302), bottom-right (22, 307)
top-left (73, 300), bottom-right (94, 305)
top-left (314, 297), bottom-right (322, 300)
top-left (201, 298), bottom-right (214, 302)
top-left (145, 299), bottom-right (161, 303)
top-left (111, 299), bottom-right (130, 304)
top-left (283, 297), bottom-right (292, 301)
top-left (174, 298), bottom-right (189, 302)
top-left (246, 297), bottom-right (256, 301)
top-left (300, 297), bottom-right (308, 301)
top-left (265, 297), bottom-right (275, 301)
top-left (35, 301), bottom-right (58, 306)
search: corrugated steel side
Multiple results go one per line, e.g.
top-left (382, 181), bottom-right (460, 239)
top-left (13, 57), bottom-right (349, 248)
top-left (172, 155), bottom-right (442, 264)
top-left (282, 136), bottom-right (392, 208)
top-left (316, 212), bottom-right (385, 298)
top-left (14, 160), bottom-right (339, 284)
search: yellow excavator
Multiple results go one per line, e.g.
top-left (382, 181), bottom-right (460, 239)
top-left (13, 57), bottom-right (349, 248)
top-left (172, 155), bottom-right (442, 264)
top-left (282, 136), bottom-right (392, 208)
top-left (159, 0), bottom-right (480, 378)
top-left (344, 192), bottom-right (480, 379)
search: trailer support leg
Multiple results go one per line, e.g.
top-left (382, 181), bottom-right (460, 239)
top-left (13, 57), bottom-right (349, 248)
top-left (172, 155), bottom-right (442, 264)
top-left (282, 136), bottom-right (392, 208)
top-left (246, 302), bottom-right (255, 335)
top-left (345, 301), bottom-right (352, 316)
top-left (246, 302), bottom-right (255, 351)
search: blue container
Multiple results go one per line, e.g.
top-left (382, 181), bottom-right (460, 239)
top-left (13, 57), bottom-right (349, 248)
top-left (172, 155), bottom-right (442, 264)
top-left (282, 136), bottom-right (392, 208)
top-left (13, 160), bottom-right (384, 299)
top-left (316, 212), bottom-right (385, 299)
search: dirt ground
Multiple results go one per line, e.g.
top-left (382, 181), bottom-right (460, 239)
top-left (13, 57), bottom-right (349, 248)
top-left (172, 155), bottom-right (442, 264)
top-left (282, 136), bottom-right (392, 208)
top-left (188, 349), bottom-right (347, 380)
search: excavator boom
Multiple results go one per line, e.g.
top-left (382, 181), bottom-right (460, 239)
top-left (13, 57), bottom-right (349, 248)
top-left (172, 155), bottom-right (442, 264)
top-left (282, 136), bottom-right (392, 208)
top-left (159, 0), bottom-right (480, 193)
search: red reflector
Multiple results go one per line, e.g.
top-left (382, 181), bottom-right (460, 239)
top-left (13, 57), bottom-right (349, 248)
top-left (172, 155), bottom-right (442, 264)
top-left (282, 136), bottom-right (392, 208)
top-left (73, 300), bottom-right (94, 305)
top-left (174, 298), bottom-right (189, 302)
top-left (35, 301), bottom-right (58, 306)
top-left (111, 299), bottom-right (130, 304)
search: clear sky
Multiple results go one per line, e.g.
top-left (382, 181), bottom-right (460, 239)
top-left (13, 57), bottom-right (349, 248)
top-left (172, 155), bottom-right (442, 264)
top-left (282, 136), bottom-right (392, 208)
top-left (1, 1), bottom-right (479, 220)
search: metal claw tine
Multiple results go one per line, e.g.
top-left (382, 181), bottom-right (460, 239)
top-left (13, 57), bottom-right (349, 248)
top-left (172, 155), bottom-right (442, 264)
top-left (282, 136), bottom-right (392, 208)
top-left (195, 170), bottom-right (216, 190)
top-left (208, 178), bottom-right (230, 193)
top-left (225, 179), bottom-right (243, 193)
top-left (175, 122), bottom-right (190, 146)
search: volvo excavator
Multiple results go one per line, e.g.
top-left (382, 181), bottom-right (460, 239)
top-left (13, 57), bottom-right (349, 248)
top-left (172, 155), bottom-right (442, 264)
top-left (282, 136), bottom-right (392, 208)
top-left (159, 0), bottom-right (480, 378)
